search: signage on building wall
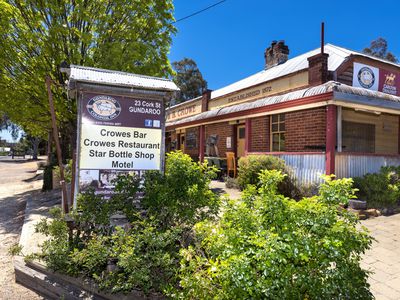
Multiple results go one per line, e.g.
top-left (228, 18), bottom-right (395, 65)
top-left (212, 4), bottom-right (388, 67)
top-left (166, 100), bottom-right (202, 122)
top-left (226, 137), bottom-right (232, 149)
top-left (166, 72), bottom-right (309, 121)
top-left (209, 71), bottom-right (308, 110)
top-left (78, 92), bottom-right (164, 197)
top-left (352, 62), bottom-right (400, 96)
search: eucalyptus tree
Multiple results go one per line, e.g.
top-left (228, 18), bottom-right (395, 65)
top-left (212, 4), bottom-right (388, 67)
top-left (172, 58), bottom-right (207, 104)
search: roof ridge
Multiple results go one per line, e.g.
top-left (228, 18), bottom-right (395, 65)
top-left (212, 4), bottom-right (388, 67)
top-left (69, 65), bottom-right (172, 82)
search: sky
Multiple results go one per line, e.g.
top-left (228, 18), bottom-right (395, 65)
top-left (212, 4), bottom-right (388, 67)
top-left (2, 0), bottom-right (400, 142)
top-left (169, 0), bottom-right (400, 91)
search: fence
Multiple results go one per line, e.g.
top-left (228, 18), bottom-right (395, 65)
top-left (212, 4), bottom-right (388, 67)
top-left (335, 153), bottom-right (400, 179)
top-left (247, 152), bottom-right (326, 186)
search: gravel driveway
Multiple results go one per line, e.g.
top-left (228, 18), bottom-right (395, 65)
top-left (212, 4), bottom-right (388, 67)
top-left (0, 157), bottom-right (43, 299)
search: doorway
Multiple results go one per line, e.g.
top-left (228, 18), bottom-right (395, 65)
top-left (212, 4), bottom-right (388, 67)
top-left (236, 125), bottom-right (245, 157)
top-left (179, 134), bottom-right (185, 153)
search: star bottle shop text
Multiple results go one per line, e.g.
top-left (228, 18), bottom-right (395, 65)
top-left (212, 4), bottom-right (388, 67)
top-left (89, 149), bottom-right (155, 160)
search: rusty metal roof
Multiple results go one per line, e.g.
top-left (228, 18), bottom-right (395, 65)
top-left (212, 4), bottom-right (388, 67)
top-left (166, 81), bottom-right (400, 127)
top-left (66, 65), bottom-right (179, 92)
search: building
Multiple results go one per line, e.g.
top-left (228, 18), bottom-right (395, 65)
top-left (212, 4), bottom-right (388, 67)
top-left (166, 41), bottom-right (400, 185)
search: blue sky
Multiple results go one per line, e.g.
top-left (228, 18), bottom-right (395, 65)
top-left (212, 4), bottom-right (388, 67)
top-left (170, 0), bottom-right (400, 91)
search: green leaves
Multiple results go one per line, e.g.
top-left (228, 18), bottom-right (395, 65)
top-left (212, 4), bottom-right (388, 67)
top-left (172, 58), bottom-right (207, 103)
top-left (176, 171), bottom-right (373, 299)
top-left (142, 151), bottom-right (220, 228)
top-left (0, 0), bottom-right (176, 140)
top-left (354, 166), bottom-right (400, 208)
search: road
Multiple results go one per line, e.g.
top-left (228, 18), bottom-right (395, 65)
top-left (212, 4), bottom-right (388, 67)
top-left (0, 156), bottom-right (42, 299)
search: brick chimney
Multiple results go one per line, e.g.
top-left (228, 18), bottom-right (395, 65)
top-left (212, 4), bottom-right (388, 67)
top-left (201, 89), bottom-right (212, 112)
top-left (264, 40), bottom-right (289, 69)
top-left (307, 52), bottom-right (329, 86)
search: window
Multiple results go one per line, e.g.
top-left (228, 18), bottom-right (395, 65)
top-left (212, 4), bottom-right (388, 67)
top-left (271, 114), bottom-right (285, 151)
top-left (342, 121), bottom-right (375, 153)
top-left (238, 127), bottom-right (245, 139)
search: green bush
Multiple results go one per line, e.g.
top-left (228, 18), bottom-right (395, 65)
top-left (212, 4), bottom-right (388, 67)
top-left (224, 176), bottom-right (240, 189)
top-left (237, 155), bottom-right (285, 188)
top-left (142, 151), bottom-right (220, 228)
top-left (34, 151), bottom-right (220, 295)
top-left (353, 166), bottom-right (400, 208)
top-left (175, 171), bottom-right (372, 299)
top-left (53, 159), bottom-right (73, 184)
top-left (42, 165), bottom-right (53, 191)
top-left (237, 154), bottom-right (302, 198)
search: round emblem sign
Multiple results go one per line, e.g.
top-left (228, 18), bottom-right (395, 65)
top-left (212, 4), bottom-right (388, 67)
top-left (357, 67), bottom-right (375, 89)
top-left (86, 95), bottom-right (121, 121)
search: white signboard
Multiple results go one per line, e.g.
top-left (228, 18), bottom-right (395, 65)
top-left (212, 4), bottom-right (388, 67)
top-left (80, 124), bottom-right (161, 170)
top-left (353, 62), bottom-right (379, 91)
top-left (77, 92), bottom-right (164, 197)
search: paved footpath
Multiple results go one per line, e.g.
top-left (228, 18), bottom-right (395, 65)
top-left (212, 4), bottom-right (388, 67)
top-left (0, 156), bottom-right (42, 299)
top-left (361, 214), bottom-right (400, 300)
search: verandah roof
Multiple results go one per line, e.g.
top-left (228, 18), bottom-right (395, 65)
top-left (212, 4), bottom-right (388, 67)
top-left (166, 81), bottom-right (400, 129)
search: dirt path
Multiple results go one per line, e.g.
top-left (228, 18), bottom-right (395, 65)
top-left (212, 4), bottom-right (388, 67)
top-left (0, 157), bottom-right (43, 300)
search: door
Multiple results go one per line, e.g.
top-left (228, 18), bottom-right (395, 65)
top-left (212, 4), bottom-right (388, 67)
top-left (180, 134), bottom-right (185, 153)
top-left (236, 125), bottom-right (245, 157)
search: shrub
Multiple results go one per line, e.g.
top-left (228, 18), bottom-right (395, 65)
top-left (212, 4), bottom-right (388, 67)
top-left (224, 176), bottom-right (240, 189)
top-left (175, 171), bottom-right (372, 299)
top-left (42, 165), bottom-right (53, 191)
top-left (142, 151), bottom-right (220, 228)
top-left (34, 151), bottom-right (220, 295)
top-left (237, 154), bottom-right (302, 198)
top-left (53, 159), bottom-right (73, 184)
top-left (237, 155), bottom-right (285, 188)
top-left (353, 166), bottom-right (400, 208)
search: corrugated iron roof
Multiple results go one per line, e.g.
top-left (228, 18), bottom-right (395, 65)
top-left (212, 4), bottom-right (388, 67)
top-left (67, 65), bottom-right (179, 92)
top-left (166, 81), bottom-right (400, 127)
top-left (209, 44), bottom-right (400, 100)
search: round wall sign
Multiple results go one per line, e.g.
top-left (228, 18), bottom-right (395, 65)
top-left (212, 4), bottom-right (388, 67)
top-left (357, 67), bottom-right (375, 89)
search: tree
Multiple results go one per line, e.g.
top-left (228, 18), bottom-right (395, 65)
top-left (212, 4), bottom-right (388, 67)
top-left (0, 0), bottom-right (176, 158)
top-left (0, 114), bottom-right (20, 141)
top-left (172, 58), bottom-right (207, 104)
top-left (362, 37), bottom-right (398, 63)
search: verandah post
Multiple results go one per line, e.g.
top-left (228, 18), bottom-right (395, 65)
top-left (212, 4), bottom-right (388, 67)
top-left (326, 105), bottom-right (337, 175)
top-left (245, 118), bottom-right (252, 155)
top-left (199, 125), bottom-right (205, 162)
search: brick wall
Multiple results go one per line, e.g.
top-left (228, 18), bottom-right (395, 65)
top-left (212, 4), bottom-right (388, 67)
top-left (184, 127), bottom-right (199, 160)
top-left (205, 122), bottom-right (233, 157)
top-left (285, 107), bottom-right (326, 152)
top-left (250, 116), bottom-right (269, 152)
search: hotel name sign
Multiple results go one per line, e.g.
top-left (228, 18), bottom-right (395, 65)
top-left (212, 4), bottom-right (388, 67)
top-left (166, 99), bottom-right (202, 122)
top-left (209, 72), bottom-right (308, 110)
top-left (166, 71), bottom-right (308, 122)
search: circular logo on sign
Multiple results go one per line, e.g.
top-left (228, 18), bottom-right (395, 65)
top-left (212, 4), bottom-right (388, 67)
top-left (357, 67), bottom-right (375, 89)
top-left (86, 95), bottom-right (121, 121)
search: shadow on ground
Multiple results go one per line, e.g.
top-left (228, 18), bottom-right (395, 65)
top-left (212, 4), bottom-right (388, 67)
top-left (0, 188), bottom-right (61, 235)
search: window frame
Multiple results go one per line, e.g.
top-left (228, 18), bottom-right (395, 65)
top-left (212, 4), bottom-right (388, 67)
top-left (270, 114), bottom-right (286, 152)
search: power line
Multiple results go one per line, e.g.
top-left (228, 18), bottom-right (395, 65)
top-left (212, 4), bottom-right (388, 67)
top-left (173, 0), bottom-right (227, 24)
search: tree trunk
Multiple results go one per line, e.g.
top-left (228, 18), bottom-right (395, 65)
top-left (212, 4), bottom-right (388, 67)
top-left (31, 137), bottom-right (39, 160)
top-left (47, 130), bottom-right (52, 165)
